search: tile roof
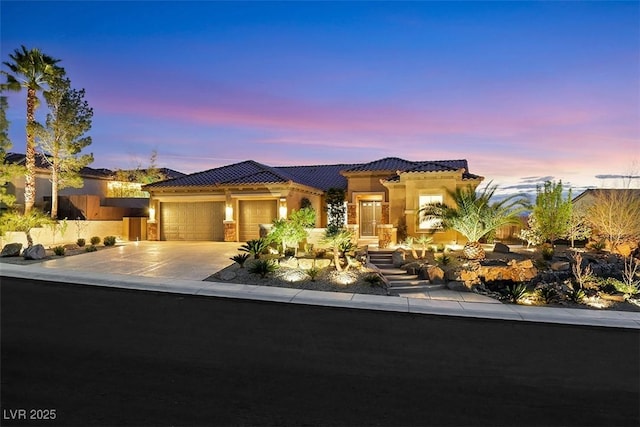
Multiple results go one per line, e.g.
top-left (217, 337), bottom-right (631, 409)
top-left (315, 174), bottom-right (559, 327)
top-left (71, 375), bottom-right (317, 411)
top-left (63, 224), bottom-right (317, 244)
top-left (144, 157), bottom-right (481, 191)
top-left (6, 152), bottom-right (113, 179)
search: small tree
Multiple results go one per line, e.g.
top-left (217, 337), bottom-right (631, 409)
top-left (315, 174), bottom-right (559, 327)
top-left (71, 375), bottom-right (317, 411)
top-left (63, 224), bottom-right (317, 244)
top-left (325, 188), bottom-right (346, 235)
top-left (268, 207), bottom-right (316, 255)
top-left (532, 180), bottom-right (572, 244)
top-left (519, 214), bottom-right (544, 248)
top-left (320, 228), bottom-right (354, 272)
top-left (563, 211), bottom-right (591, 248)
top-left (0, 95), bottom-right (23, 208)
top-left (0, 208), bottom-right (53, 247)
top-left (585, 189), bottom-right (640, 252)
top-left (35, 76), bottom-right (94, 218)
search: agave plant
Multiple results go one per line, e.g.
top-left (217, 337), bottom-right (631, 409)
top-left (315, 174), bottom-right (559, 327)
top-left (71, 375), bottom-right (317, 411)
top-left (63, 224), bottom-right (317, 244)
top-left (418, 182), bottom-right (529, 260)
top-left (239, 238), bottom-right (268, 259)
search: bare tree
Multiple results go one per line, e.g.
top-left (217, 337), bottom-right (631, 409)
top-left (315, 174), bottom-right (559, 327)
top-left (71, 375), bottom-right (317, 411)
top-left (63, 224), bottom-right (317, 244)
top-left (586, 189), bottom-right (640, 252)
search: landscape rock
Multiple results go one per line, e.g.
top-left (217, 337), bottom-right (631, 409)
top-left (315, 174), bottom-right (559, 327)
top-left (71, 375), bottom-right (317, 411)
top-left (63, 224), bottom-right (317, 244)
top-left (278, 256), bottom-right (299, 268)
top-left (219, 270), bottom-right (237, 281)
top-left (297, 258), bottom-right (315, 269)
top-left (477, 259), bottom-right (537, 283)
top-left (493, 242), bottom-right (511, 253)
top-left (447, 281), bottom-right (468, 292)
top-left (392, 249), bottom-right (405, 267)
top-left (550, 261), bottom-right (570, 271)
top-left (426, 265), bottom-right (445, 284)
top-left (23, 244), bottom-right (46, 260)
top-left (1, 243), bottom-right (22, 257)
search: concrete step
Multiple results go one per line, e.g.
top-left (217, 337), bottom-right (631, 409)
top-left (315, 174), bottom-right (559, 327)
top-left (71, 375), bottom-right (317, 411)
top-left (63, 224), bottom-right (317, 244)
top-left (370, 262), bottom-right (394, 269)
top-left (387, 279), bottom-right (431, 287)
top-left (389, 283), bottom-right (446, 291)
top-left (378, 268), bottom-right (410, 276)
top-left (369, 256), bottom-right (393, 263)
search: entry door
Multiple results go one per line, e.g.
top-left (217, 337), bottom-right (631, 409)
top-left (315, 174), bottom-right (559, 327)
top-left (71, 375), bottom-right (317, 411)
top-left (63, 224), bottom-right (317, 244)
top-left (360, 201), bottom-right (382, 237)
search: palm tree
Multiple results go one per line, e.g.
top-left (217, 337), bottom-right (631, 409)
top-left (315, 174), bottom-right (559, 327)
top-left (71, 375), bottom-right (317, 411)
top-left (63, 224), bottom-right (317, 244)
top-left (3, 46), bottom-right (63, 213)
top-left (419, 183), bottom-right (529, 260)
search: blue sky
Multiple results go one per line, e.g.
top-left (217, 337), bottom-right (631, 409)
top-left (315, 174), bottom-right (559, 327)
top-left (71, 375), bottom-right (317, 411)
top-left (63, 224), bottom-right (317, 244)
top-left (2, 1), bottom-right (639, 195)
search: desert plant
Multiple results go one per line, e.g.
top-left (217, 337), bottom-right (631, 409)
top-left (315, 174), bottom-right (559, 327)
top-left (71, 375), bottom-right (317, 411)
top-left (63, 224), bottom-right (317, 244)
top-left (90, 236), bottom-right (101, 245)
top-left (306, 266), bottom-right (320, 281)
top-left (52, 245), bottom-right (65, 256)
top-left (0, 208), bottom-right (53, 247)
top-left (402, 237), bottom-right (419, 259)
top-left (588, 239), bottom-right (606, 252)
top-left (103, 235), bottom-right (116, 246)
top-left (541, 243), bottom-right (554, 260)
top-left (537, 286), bottom-right (559, 304)
top-left (585, 189), bottom-right (640, 253)
top-left (320, 228), bottom-right (354, 272)
top-left (416, 235), bottom-right (433, 258)
top-left (434, 253), bottom-right (451, 266)
top-left (231, 253), bottom-right (250, 267)
top-left (571, 252), bottom-right (593, 288)
top-left (503, 283), bottom-right (530, 303)
top-left (239, 238), bottom-right (268, 259)
top-left (76, 238), bottom-right (85, 247)
top-left (532, 180), bottom-right (573, 244)
top-left (568, 286), bottom-right (586, 303)
top-left (418, 182), bottom-right (529, 260)
top-left (85, 245), bottom-right (97, 252)
top-left (248, 259), bottom-right (278, 279)
top-left (363, 273), bottom-right (383, 287)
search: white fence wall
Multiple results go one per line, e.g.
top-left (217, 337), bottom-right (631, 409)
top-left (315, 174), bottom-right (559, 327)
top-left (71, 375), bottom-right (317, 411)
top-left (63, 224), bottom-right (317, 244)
top-left (1, 220), bottom-right (124, 248)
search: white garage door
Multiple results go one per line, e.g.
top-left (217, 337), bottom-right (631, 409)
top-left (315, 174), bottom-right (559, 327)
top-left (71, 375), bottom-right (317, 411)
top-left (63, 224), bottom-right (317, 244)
top-left (239, 200), bottom-right (278, 242)
top-left (160, 202), bottom-right (225, 241)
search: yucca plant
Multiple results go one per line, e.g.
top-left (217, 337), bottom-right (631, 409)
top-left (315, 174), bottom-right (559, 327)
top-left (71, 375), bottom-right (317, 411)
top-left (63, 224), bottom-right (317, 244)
top-left (537, 286), bottom-right (558, 304)
top-left (418, 182), bottom-right (529, 260)
top-left (363, 273), bottom-right (383, 287)
top-left (503, 283), bottom-right (530, 303)
top-left (239, 238), bottom-right (268, 259)
top-left (306, 266), bottom-right (320, 281)
top-left (248, 259), bottom-right (278, 279)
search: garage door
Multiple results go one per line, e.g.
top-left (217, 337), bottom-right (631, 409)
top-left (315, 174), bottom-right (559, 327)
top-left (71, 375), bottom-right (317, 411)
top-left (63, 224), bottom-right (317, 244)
top-left (239, 200), bottom-right (278, 241)
top-left (160, 202), bottom-right (225, 241)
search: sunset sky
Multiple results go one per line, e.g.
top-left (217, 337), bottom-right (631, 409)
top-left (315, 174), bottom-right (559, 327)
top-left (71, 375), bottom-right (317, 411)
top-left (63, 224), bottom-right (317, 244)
top-left (2, 1), bottom-right (639, 196)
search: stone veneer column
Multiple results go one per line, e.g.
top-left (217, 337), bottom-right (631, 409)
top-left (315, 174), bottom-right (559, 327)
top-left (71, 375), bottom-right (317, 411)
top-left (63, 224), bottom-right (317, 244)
top-left (347, 203), bottom-right (357, 225)
top-left (224, 221), bottom-right (237, 242)
top-left (381, 203), bottom-right (390, 224)
top-left (147, 222), bottom-right (158, 241)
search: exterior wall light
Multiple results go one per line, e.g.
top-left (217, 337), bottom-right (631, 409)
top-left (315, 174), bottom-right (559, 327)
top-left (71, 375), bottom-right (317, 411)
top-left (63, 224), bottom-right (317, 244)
top-left (279, 198), bottom-right (287, 219)
top-left (225, 204), bottom-right (234, 221)
top-left (148, 207), bottom-right (156, 223)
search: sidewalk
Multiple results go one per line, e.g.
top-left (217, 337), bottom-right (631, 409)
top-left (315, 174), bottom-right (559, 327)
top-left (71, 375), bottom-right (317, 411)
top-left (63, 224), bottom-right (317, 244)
top-left (2, 261), bottom-right (639, 329)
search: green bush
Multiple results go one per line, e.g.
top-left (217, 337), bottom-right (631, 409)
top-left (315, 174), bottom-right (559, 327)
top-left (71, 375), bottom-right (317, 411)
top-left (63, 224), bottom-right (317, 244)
top-left (568, 286), bottom-right (586, 303)
top-left (52, 245), bottom-right (65, 256)
top-left (85, 245), bottom-right (97, 252)
top-left (435, 253), bottom-right (451, 266)
top-left (248, 259), bottom-right (278, 278)
top-left (306, 266), bottom-right (320, 281)
top-left (231, 253), bottom-right (250, 268)
top-left (90, 236), bottom-right (101, 245)
top-left (363, 274), bottom-right (383, 287)
top-left (541, 243), bottom-right (555, 260)
top-left (103, 236), bottom-right (117, 246)
top-left (76, 238), bottom-right (86, 247)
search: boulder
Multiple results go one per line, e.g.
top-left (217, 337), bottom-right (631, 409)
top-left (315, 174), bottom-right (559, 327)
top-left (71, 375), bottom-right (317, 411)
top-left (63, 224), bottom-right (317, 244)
top-left (218, 270), bottom-right (237, 281)
top-left (1, 243), bottom-right (22, 257)
top-left (493, 242), bottom-right (511, 253)
top-left (298, 258), bottom-right (315, 269)
top-left (314, 258), bottom-right (331, 269)
top-left (392, 249), bottom-right (406, 267)
top-left (278, 257), bottom-right (299, 268)
top-left (417, 267), bottom-right (430, 280)
top-left (426, 265), bottom-right (445, 284)
top-left (23, 244), bottom-right (46, 260)
top-left (447, 281), bottom-right (468, 292)
top-left (550, 261), bottom-right (570, 272)
top-left (478, 259), bottom-right (537, 283)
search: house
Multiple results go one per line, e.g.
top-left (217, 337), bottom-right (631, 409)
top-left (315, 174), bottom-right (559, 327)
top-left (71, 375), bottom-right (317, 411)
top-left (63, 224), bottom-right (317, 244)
top-left (572, 188), bottom-right (640, 212)
top-left (4, 152), bottom-right (184, 220)
top-left (143, 157), bottom-right (484, 244)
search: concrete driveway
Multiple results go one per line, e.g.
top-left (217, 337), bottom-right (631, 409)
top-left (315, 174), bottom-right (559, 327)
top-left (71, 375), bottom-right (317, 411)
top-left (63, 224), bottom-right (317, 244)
top-left (39, 241), bottom-right (241, 281)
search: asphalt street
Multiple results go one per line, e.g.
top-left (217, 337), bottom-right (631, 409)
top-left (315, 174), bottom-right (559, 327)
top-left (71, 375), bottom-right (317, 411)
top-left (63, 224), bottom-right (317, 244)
top-left (1, 277), bottom-right (639, 426)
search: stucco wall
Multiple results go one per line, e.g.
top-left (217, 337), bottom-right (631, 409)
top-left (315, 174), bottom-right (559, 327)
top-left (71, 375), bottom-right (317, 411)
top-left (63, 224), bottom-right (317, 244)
top-left (1, 220), bottom-right (124, 247)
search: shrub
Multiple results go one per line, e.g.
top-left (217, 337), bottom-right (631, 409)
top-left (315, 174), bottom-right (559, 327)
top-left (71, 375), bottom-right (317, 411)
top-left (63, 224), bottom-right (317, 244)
top-left (85, 245), bottom-right (97, 252)
top-left (90, 236), bottom-right (101, 245)
top-left (239, 238), bottom-right (268, 259)
top-left (306, 266), bottom-right (320, 281)
top-left (435, 253), bottom-right (451, 266)
top-left (52, 245), bottom-right (65, 256)
top-left (284, 247), bottom-right (296, 257)
top-left (103, 236), bottom-right (117, 246)
top-left (503, 283), bottom-right (530, 303)
top-left (248, 259), bottom-right (278, 279)
top-left (537, 286), bottom-right (558, 304)
top-left (588, 239), bottom-right (606, 252)
top-left (568, 286), bottom-right (586, 303)
top-left (363, 274), bottom-right (383, 287)
top-left (541, 243), bottom-right (555, 260)
top-left (231, 253), bottom-right (250, 268)
top-left (76, 238), bottom-right (86, 247)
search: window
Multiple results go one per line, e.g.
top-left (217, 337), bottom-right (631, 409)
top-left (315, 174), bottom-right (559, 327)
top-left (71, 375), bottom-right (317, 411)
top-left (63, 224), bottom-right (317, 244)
top-left (418, 194), bottom-right (443, 230)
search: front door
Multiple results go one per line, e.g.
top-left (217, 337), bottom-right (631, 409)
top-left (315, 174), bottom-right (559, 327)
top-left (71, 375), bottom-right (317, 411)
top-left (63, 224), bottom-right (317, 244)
top-left (359, 201), bottom-right (382, 237)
